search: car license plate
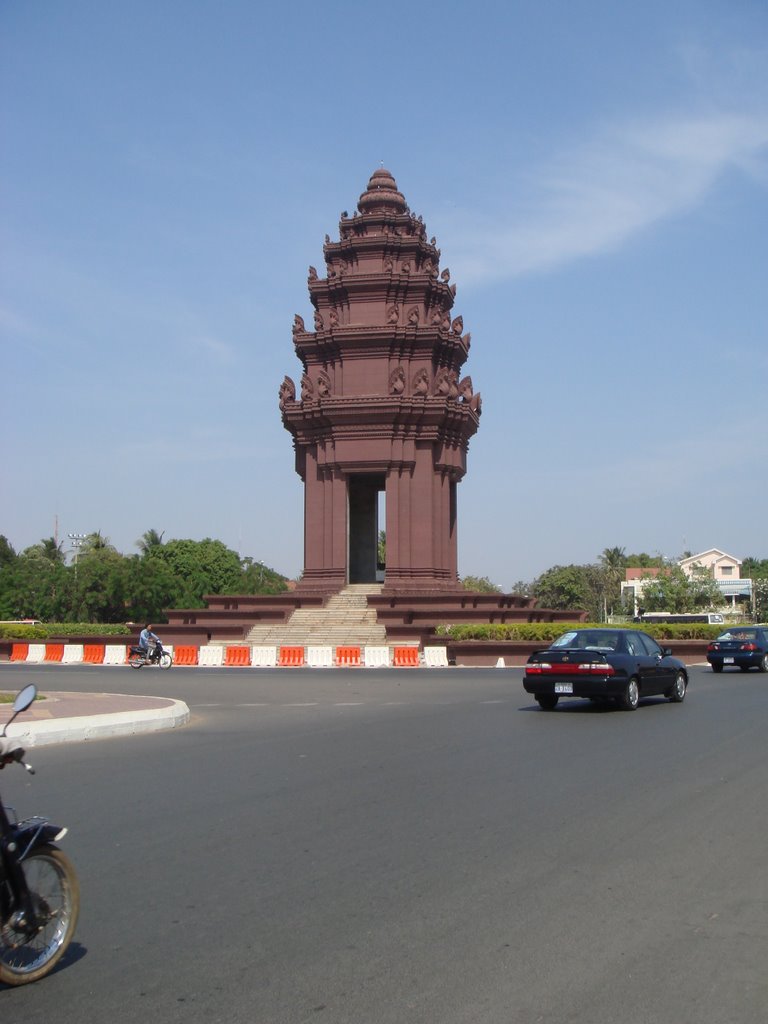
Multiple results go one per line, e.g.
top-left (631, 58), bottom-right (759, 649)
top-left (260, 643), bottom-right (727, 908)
top-left (554, 683), bottom-right (573, 694)
top-left (724, 657), bottom-right (734, 664)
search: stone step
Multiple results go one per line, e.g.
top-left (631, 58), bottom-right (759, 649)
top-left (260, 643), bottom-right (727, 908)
top-left (244, 587), bottom-right (387, 647)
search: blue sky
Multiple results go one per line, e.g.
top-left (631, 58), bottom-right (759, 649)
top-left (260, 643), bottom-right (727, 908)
top-left (2, 0), bottom-right (767, 586)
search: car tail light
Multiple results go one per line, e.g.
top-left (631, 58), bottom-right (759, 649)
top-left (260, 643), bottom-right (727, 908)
top-left (741, 643), bottom-right (757, 651)
top-left (707, 643), bottom-right (718, 652)
top-left (526, 661), bottom-right (614, 676)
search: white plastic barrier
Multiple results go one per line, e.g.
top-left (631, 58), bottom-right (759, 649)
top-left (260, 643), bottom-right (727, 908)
top-left (163, 644), bottom-right (174, 659)
top-left (424, 646), bottom-right (449, 667)
top-left (198, 645), bottom-right (224, 667)
top-left (306, 646), bottom-right (333, 668)
top-left (251, 646), bottom-right (277, 667)
top-left (26, 644), bottom-right (46, 663)
top-left (104, 644), bottom-right (128, 665)
top-left (364, 646), bottom-right (391, 668)
top-left (62, 644), bottom-right (84, 664)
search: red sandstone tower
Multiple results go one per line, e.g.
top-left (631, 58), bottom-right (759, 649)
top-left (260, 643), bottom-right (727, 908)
top-left (280, 169), bottom-right (481, 593)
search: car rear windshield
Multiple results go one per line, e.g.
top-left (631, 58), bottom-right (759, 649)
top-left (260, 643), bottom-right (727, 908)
top-left (551, 631), bottom-right (620, 651)
top-left (716, 628), bottom-right (759, 641)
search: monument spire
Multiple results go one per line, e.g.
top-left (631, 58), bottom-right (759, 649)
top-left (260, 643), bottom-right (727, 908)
top-left (280, 169), bottom-right (481, 592)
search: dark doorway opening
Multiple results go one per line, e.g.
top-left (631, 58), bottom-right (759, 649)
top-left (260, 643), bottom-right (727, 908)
top-left (348, 474), bottom-right (385, 584)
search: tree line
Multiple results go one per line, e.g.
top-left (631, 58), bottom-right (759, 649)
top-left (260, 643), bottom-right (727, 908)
top-left (466, 548), bottom-right (768, 622)
top-left (0, 530), bottom-right (287, 624)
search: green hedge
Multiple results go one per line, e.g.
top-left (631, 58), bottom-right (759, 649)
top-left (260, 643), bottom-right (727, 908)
top-left (0, 623), bottom-right (132, 641)
top-left (436, 622), bottom-right (724, 642)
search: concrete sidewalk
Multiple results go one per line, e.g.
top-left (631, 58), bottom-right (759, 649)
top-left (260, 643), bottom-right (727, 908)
top-left (0, 691), bottom-right (190, 747)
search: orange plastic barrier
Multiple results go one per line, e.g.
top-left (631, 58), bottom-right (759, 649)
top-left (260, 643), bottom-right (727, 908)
top-left (225, 645), bottom-right (251, 667)
top-left (83, 644), bottom-right (105, 664)
top-left (44, 644), bottom-right (64, 662)
top-left (336, 645), bottom-right (361, 667)
top-left (279, 645), bottom-right (305, 667)
top-left (174, 645), bottom-right (199, 666)
top-left (10, 643), bottom-right (29, 662)
top-left (393, 646), bottom-right (420, 667)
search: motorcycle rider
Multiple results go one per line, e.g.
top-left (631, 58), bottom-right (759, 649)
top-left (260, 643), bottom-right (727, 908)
top-left (138, 623), bottom-right (162, 662)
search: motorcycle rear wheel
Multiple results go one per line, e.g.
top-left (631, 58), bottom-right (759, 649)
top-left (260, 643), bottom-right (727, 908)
top-left (0, 845), bottom-right (80, 986)
top-left (128, 654), bottom-right (145, 669)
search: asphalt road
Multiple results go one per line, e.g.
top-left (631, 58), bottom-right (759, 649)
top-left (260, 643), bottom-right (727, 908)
top-left (1, 663), bottom-right (766, 1023)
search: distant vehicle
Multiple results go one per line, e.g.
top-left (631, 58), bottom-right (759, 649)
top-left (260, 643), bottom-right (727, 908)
top-left (639, 612), bottom-right (724, 625)
top-left (523, 628), bottom-right (688, 711)
top-left (706, 626), bottom-right (768, 673)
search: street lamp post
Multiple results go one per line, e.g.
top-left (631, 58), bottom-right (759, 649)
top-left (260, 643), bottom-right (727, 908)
top-left (68, 533), bottom-right (87, 579)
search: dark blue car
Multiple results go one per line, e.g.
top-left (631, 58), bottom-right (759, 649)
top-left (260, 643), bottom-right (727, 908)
top-left (706, 626), bottom-right (768, 673)
top-left (523, 628), bottom-right (688, 711)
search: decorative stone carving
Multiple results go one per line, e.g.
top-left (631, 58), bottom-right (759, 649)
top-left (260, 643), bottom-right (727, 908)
top-left (451, 315), bottom-right (464, 335)
top-left (300, 373), bottom-right (314, 401)
top-left (308, 265), bottom-right (318, 281)
top-left (407, 305), bottom-right (420, 325)
top-left (292, 314), bottom-right (305, 334)
top-left (314, 311), bottom-right (324, 332)
top-left (449, 284), bottom-right (457, 298)
top-left (413, 368), bottom-right (429, 396)
top-left (386, 304), bottom-right (400, 325)
top-left (434, 368), bottom-right (451, 396)
top-left (441, 268), bottom-right (451, 283)
top-left (389, 366), bottom-right (406, 395)
top-left (317, 370), bottom-right (331, 398)
top-left (431, 309), bottom-right (443, 326)
top-left (470, 392), bottom-right (482, 414)
top-left (384, 256), bottom-right (394, 273)
top-left (401, 261), bottom-right (411, 274)
top-left (278, 376), bottom-right (296, 409)
top-left (458, 376), bottom-right (474, 402)
top-left (329, 308), bottom-right (339, 328)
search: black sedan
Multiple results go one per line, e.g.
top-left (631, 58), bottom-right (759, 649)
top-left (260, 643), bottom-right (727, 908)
top-left (706, 626), bottom-right (768, 673)
top-left (523, 628), bottom-right (688, 711)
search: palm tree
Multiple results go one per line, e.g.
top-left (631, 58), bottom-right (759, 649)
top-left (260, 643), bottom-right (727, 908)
top-left (40, 536), bottom-right (66, 564)
top-left (599, 546), bottom-right (627, 619)
top-left (82, 531), bottom-right (114, 553)
top-left (137, 529), bottom-right (165, 556)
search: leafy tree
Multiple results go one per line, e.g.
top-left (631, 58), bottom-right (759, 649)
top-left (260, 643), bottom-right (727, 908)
top-left (0, 547), bottom-right (70, 621)
top-left (461, 575), bottom-right (502, 593)
top-left (152, 538), bottom-right (243, 606)
top-left (532, 564), bottom-right (603, 620)
top-left (509, 579), bottom-right (534, 597)
top-left (0, 535), bottom-right (17, 568)
top-left (240, 558), bottom-right (289, 596)
top-left (70, 548), bottom-right (130, 622)
top-left (624, 552), bottom-right (665, 568)
top-left (640, 565), bottom-right (721, 614)
top-left (743, 557), bottom-right (768, 580)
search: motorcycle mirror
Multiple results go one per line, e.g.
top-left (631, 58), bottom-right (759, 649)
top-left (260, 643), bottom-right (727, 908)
top-left (14, 684), bottom-right (37, 715)
top-left (2, 684), bottom-right (36, 737)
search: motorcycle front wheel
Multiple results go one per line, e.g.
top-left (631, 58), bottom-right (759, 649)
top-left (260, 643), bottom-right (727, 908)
top-left (0, 845), bottom-right (80, 986)
top-left (159, 652), bottom-right (173, 670)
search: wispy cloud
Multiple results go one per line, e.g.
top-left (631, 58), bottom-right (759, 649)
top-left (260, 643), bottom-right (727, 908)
top-left (444, 109), bottom-right (768, 285)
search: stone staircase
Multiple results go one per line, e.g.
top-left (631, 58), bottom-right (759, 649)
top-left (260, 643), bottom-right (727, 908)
top-left (244, 584), bottom-right (387, 648)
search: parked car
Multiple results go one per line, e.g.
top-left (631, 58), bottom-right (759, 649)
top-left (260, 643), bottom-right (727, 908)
top-left (706, 626), bottom-right (768, 673)
top-left (522, 628), bottom-right (688, 711)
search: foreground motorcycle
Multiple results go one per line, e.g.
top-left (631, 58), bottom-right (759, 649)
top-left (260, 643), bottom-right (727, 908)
top-left (1, 684), bottom-right (79, 985)
top-left (128, 641), bottom-right (173, 670)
